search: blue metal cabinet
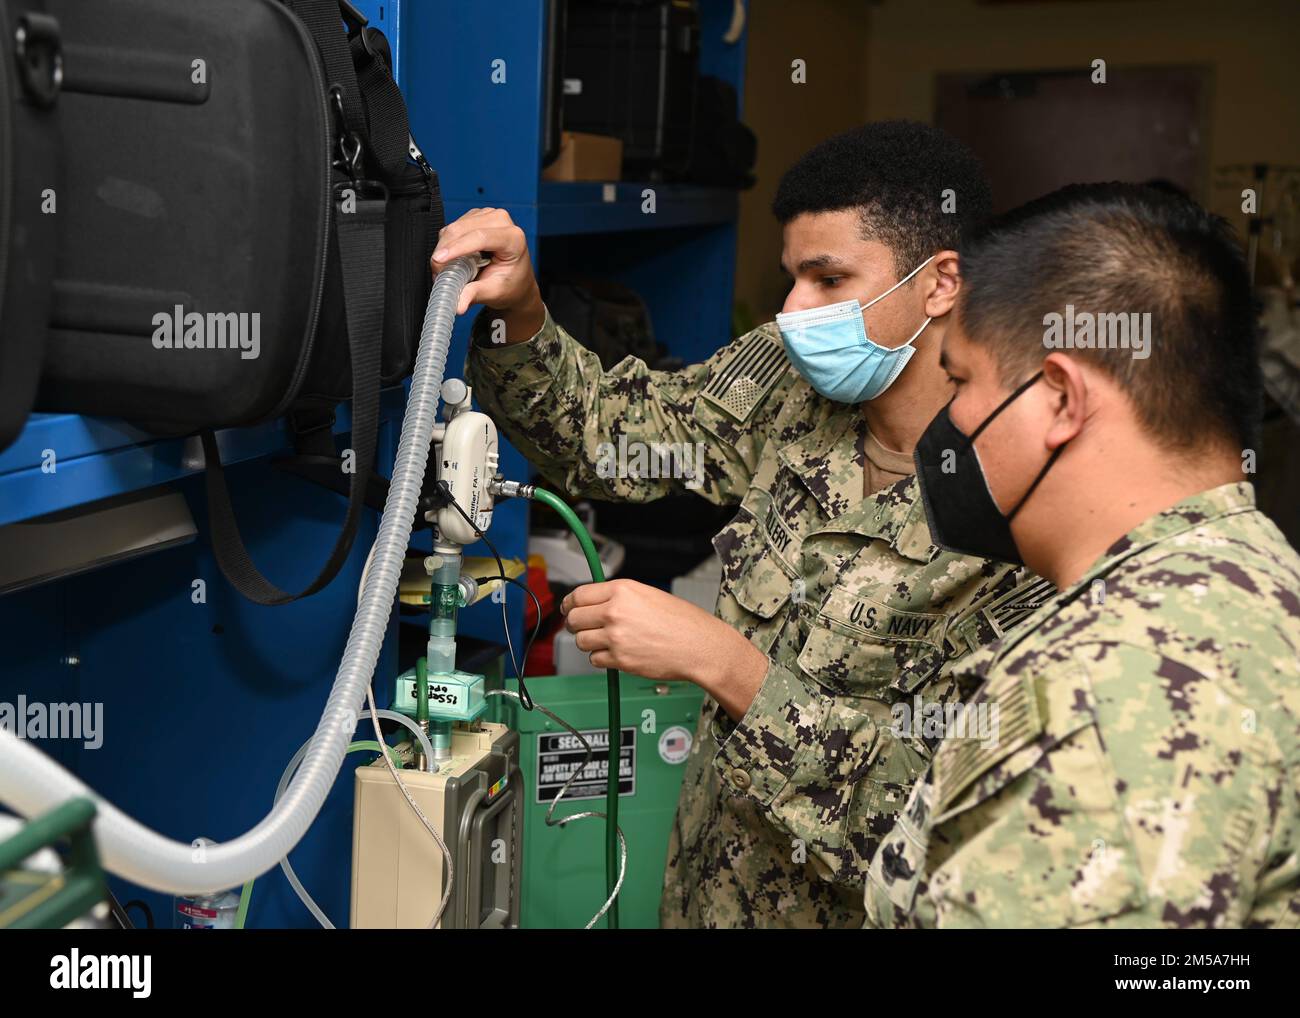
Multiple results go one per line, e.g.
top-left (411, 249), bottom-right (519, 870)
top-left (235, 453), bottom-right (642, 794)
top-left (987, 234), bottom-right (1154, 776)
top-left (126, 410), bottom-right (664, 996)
top-left (0, 0), bottom-right (747, 928)
top-left (395, 0), bottom-right (748, 639)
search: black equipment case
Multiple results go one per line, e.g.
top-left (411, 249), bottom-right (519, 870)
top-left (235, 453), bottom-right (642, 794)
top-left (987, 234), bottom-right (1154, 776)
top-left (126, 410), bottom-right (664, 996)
top-left (7, 0), bottom-right (445, 602)
top-left (560, 0), bottom-right (699, 180)
top-left (0, 0), bottom-right (61, 454)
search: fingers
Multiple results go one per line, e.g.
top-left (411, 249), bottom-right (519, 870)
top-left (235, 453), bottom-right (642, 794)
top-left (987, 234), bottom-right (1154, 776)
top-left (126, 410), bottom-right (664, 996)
top-left (560, 581), bottom-right (615, 615)
top-left (572, 628), bottom-right (610, 654)
top-left (432, 211), bottom-right (520, 269)
top-left (431, 226), bottom-right (523, 272)
top-left (456, 280), bottom-right (478, 315)
top-left (563, 604), bottom-right (606, 634)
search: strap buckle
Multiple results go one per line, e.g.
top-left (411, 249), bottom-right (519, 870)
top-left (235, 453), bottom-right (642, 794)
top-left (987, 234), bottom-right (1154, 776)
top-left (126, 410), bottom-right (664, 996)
top-left (408, 134), bottom-right (436, 185)
top-left (329, 85), bottom-right (365, 181)
top-left (338, 0), bottom-right (369, 35)
top-left (14, 12), bottom-right (63, 108)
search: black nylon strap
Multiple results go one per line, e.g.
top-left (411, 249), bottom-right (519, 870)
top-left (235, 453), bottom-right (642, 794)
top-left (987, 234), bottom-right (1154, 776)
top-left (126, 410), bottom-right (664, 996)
top-left (289, 0), bottom-right (367, 140)
top-left (351, 34), bottom-right (412, 180)
top-left (203, 195), bottom-right (388, 604)
top-left (426, 164), bottom-right (446, 233)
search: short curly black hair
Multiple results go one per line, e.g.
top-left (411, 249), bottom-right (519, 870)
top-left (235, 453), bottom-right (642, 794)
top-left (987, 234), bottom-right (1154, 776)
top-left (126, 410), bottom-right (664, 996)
top-left (772, 120), bottom-right (992, 279)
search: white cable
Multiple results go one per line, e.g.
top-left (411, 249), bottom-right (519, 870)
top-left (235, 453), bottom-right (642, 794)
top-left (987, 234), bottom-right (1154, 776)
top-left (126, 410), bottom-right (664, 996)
top-left (364, 682), bottom-right (454, 928)
top-left (357, 536), bottom-right (454, 929)
top-left (273, 710), bottom-right (434, 929)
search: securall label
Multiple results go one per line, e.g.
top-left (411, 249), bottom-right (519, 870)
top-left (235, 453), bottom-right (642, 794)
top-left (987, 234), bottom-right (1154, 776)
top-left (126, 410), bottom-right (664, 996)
top-left (535, 727), bottom-right (635, 804)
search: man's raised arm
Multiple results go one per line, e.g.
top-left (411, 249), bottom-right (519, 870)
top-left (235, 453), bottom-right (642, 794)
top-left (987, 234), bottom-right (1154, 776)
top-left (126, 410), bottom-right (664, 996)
top-left (432, 208), bottom-right (797, 506)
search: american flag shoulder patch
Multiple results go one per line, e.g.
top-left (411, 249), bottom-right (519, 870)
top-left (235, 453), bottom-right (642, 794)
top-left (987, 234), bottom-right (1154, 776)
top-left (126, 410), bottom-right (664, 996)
top-left (699, 328), bottom-right (790, 422)
top-left (943, 576), bottom-right (1057, 661)
top-left (984, 576), bottom-right (1057, 637)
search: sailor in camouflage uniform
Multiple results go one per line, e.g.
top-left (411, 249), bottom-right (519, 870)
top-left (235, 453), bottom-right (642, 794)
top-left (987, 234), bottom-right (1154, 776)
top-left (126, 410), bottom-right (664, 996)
top-left (435, 123), bottom-right (1049, 927)
top-left (867, 183), bottom-right (1300, 928)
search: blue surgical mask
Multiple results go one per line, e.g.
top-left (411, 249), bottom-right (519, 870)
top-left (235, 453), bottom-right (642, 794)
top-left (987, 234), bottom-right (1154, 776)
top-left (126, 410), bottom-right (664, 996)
top-left (775, 255), bottom-right (935, 403)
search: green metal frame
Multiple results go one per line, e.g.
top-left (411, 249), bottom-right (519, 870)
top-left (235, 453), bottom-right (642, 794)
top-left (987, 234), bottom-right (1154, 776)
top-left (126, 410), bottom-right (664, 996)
top-left (0, 797), bottom-right (106, 929)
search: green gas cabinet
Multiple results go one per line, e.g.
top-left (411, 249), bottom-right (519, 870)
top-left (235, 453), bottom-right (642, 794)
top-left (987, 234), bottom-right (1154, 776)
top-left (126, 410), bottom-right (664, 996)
top-left (495, 672), bottom-right (704, 929)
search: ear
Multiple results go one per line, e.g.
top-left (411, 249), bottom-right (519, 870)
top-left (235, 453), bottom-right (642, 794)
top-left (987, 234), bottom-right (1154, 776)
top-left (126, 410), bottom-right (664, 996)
top-left (924, 250), bottom-right (961, 319)
top-left (1041, 352), bottom-right (1089, 451)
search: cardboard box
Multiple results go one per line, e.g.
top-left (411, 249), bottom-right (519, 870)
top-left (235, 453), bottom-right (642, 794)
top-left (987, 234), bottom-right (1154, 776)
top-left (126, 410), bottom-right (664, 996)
top-left (542, 131), bottom-right (623, 182)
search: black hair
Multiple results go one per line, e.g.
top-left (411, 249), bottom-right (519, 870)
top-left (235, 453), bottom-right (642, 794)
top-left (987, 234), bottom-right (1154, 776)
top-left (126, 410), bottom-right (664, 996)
top-left (771, 120), bottom-right (992, 278)
top-left (959, 182), bottom-right (1261, 452)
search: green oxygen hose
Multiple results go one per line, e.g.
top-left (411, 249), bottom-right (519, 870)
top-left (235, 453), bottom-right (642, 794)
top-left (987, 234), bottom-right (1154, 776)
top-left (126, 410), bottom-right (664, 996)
top-left (531, 487), bottom-right (620, 930)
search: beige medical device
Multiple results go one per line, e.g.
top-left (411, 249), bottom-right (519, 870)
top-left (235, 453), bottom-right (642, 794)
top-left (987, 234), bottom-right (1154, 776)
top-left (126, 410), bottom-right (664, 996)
top-left (350, 722), bottom-right (522, 929)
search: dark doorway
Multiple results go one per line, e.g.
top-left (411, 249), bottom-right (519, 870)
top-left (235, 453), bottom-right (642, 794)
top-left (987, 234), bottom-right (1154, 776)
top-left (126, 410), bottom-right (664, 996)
top-left (936, 66), bottom-right (1210, 211)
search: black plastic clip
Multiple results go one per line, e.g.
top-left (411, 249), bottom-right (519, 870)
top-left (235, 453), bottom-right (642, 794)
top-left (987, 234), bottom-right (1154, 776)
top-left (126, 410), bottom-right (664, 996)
top-left (14, 11), bottom-right (63, 108)
top-left (329, 85), bottom-right (365, 181)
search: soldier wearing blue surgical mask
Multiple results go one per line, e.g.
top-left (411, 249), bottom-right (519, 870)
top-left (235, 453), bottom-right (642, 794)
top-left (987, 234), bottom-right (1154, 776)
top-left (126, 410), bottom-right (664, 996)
top-left (776, 253), bottom-right (936, 404)
top-left (438, 121), bottom-right (1051, 928)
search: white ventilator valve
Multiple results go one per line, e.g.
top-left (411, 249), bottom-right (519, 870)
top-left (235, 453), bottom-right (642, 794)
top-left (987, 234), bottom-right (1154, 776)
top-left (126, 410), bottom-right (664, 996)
top-left (430, 408), bottom-right (499, 547)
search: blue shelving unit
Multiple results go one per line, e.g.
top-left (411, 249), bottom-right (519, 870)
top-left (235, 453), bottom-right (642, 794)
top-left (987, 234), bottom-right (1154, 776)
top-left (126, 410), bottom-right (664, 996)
top-left (0, 0), bottom-right (747, 929)
top-left (399, 0), bottom-right (749, 617)
top-left (537, 181), bottom-right (739, 234)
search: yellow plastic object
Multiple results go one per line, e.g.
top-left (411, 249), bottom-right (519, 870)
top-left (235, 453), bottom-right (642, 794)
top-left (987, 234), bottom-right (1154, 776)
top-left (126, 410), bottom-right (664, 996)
top-left (398, 556), bottom-right (527, 607)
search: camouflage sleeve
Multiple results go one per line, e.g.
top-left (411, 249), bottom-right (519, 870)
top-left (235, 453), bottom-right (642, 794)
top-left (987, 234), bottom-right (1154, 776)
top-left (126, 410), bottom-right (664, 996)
top-left (1072, 642), bottom-right (1300, 929)
top-left (1249, 758), bottom-right (1300, 927)
top-left (464, 307), bottom-right (796, 506)
top-left (899, 641), bottom-right (1298, 928)
top-left (708, 658), bottom-right (926, 892)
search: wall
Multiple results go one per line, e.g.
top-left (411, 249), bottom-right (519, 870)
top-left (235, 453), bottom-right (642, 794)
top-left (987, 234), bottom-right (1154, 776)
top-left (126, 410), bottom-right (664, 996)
top-left (734, 0), bottom-right (1300, 319)
top-left (733, 0), bottom-right (873, 323)
top-left (864, 0), bottom-right (1300, 227)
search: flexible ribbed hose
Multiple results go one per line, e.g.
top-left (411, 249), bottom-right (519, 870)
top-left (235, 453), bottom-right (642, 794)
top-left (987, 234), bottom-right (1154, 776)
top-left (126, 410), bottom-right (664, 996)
top-left (0, 256), bottom-right (479, 894)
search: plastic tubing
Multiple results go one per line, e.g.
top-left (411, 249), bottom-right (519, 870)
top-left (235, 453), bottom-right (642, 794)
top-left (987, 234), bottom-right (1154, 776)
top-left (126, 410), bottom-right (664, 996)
top-left (361, 708), bottom-right (436, 772)
top-left (530, 487), bottom-right (620, 929)
top-left (0, 256), bottom-right (479, 894)
top-left (275, 733), bottom-right (407, 930)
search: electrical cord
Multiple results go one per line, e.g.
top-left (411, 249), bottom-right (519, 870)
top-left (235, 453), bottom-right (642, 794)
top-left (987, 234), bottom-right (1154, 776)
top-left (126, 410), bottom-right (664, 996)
top-left (105, 890), bottom-right (135, 929)
top-left (444, 484), bottom-right (631, 929)
top-left (471, 572), bottom-right (544, 695)
top-left (122, 899), bottom-right (154, 929)
top-left (484, 689), bottom-right (626, 929)
top-left (438, 482), bottom-right (535, 710)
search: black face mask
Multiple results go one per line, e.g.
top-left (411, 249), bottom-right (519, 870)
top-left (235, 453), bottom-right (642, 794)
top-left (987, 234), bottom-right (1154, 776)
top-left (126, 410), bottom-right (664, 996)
top-left (913, 372), bottom-right (1065, 566)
